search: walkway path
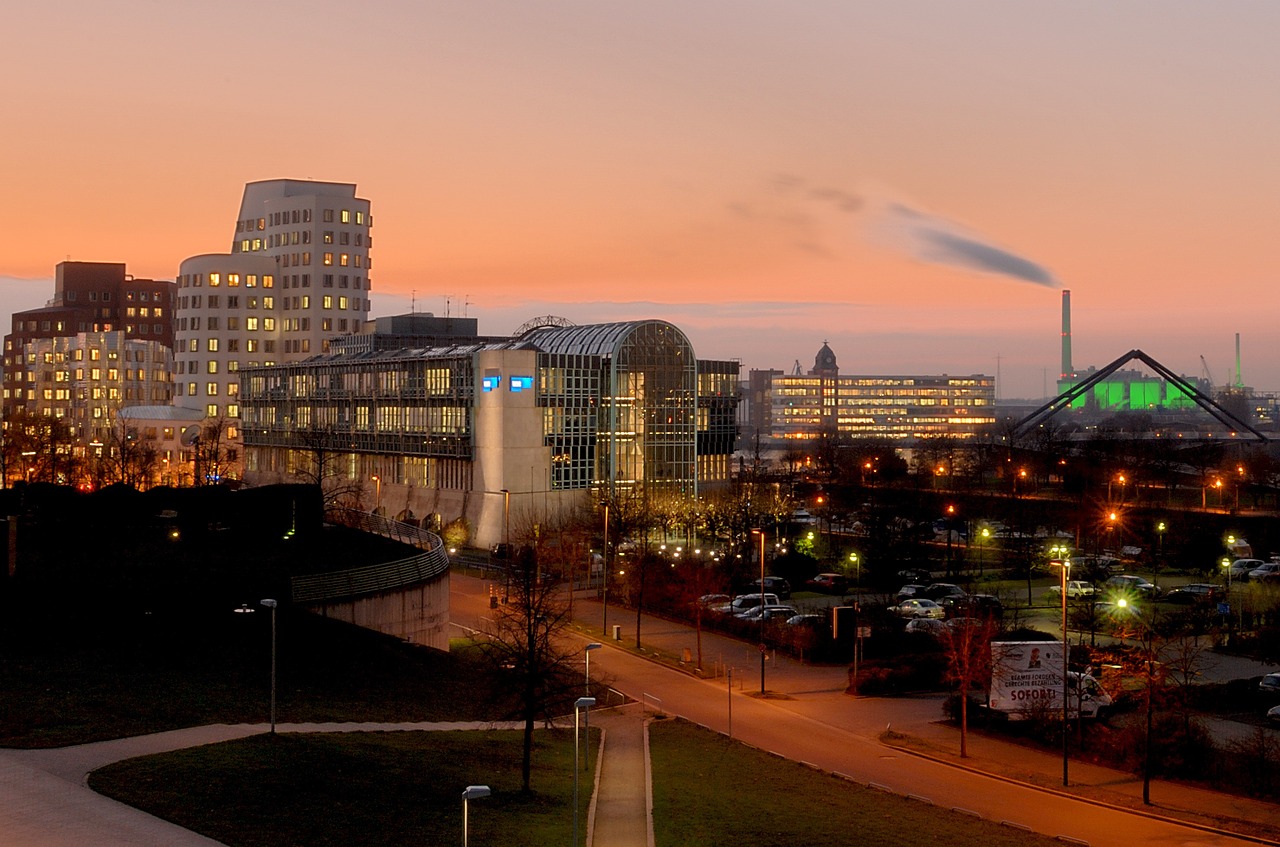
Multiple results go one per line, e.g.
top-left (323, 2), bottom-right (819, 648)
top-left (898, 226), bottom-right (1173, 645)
top-left (588, 704), bottom-right (652, 847)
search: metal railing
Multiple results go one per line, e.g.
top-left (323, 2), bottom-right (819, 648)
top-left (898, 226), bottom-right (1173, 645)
top-left (290, 509), bottom-right (450, 603)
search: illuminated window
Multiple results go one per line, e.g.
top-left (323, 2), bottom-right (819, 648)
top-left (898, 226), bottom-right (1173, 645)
top-left (208, 339), bottom-right (219, 352)
top-left (206, 383), bottom-right (218, 396)
top-left (323, 253), bottom-right (333, 266)
top-left (338, 296), bottom-right (348, 310)
top-left (262, 275), bottom-right (273, 288)
top-left (339, 253), bottom-right (349, 267)
top-left (207, 361), bottom-right (218, 374)
top-left (341, 209), bottom-right (350, 223)
top-left (246, 317), bottom-right (259, 331)
top-left (207, 404), bottom-right (219, 417)
top-left (228, 274), bottom-right (240, 287)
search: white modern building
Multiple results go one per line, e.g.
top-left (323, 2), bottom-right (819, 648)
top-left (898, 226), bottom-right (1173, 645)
top-left (239, 318), bottom-right (740, 547)
top-left (174, 179), bottom-right (375, 476)
top-left (23, 330), bottom-right (174, 444)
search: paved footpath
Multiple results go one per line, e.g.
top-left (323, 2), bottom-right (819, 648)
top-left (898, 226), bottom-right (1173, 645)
top-left (588, 703), bottom-right (652, 847)
top-left (0, 721), bottom-right (528, 847)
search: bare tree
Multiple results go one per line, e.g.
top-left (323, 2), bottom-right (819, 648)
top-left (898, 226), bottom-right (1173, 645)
top-left (942, 616), bottom-right (1000, 758)
top-left (290, 426), bottom-right (364, 508)
top-left (190, 417), bottom-right (238, 486)
top-left (6, 410), bottom-right (79, 485)
top-left (479, 546), bottom-right (578, 793)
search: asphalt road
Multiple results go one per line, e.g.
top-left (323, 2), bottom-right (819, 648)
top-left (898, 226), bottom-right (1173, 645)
top-left (451, 572), bottom-right (1275, 847)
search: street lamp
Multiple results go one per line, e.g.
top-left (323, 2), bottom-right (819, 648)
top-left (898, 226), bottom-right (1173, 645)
top-left (600, 499), bottom-right (610, 633)
top-left (260, 598), bottom-right (278, 733)
top-left (573, 697), bottom-right (596, 847)
top-left (1049, 560), bottom-right (1070, 787)
top-left (848, 552), bottom-right (860, 590)
top-left (752, 528), bottom-right (766, 694)
top-left (462, 785), bottom-right (491, 847)
top-left (584, 642), bottom-right (602, 695)
top-left (1116, 597), bottom-right (1157, 805)
top-left (370, 474), bottom-right (381, 514)
top-left (501, 489), bottom-right (511, 603)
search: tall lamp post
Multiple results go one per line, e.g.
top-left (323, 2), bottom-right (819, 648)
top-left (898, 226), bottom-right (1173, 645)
top-left (462, 785), bottom-right (490, 847)
top-left (600, 499), bottom-right (610, 633)
top-left (573, 697), bottom-right (596, 847)
top-left (1050, 561), bottom-right (1070, 786)
top-left (371, 474), bottom-right (381, 514)
top-left (501, 489), bottom-right (511, 603)
top-left (752, 528), bottom-right (766, 694)
top-left (583, 642), bottom-right (602, 776)
top-left (1116, 597), bottom-right (1157, 805)
top-left (260, 598), bottom-right (278, 733)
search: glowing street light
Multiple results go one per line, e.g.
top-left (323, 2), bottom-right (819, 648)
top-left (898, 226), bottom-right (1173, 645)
top-left (260, 598), bottom-right (278, 733)
top-left (573, 697), bottom-right (596, 847)
top-left (462, 785), bottom-right (491, 847)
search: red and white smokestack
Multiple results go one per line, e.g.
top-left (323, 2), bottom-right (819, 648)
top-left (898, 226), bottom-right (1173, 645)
top-left (1060, 289), bottom-right (1073, 379)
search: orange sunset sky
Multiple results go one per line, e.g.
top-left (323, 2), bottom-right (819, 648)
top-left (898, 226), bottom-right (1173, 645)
top-left (3, 1), bottom-right (1279, 399)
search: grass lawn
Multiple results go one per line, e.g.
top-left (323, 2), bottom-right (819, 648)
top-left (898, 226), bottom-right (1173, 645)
top-left (0, 519), bottom-right (517, 747)
top-left (90, 717), bottom-right (1063, 847)
top-left (0, 598), bottom-right (511, 747)
top-left (90, 729), bottom-right (587, 847)
top-left (649, 718), bottom-right (1060, 847)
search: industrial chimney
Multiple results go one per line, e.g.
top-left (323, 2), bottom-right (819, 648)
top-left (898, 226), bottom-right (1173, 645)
top-left (1060, 289), bottom-right (1073, 379)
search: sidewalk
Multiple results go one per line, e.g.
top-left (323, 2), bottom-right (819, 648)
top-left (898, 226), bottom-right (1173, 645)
top-left (588, 703), bottom-right (653, 847)
top-left (557, 584), bottom-right (1280, 845)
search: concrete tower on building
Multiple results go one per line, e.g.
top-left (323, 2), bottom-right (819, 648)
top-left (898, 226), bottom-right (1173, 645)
top-left (173, 179), bottom-right (373, 474)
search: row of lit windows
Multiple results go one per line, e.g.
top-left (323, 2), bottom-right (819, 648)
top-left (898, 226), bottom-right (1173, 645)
top-left (321, 230), bottom-right (367, 247)
top-left (237, 209), bottom-right (313, 231)
top-left (179, 295), bottom-right (275, 311)
top-left (178, 273), bottom-right (273, 289)
top-left (179, 381), bottom-right (241, 398)
top-left (184, 338), bottom-right (276, 355)
top-left (179, 316), bottom-right (277, 335)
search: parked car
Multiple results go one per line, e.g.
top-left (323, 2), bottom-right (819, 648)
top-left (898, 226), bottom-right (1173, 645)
top-left (696, 593), bottom-right (731, 608)
top-left (806, 573), bottom-right (849, 594)
top-left (1046, 580), bottom-right (1095, 599)
top-left (923, 583), bottom-right (967, 601)
top-left (905, 617), bottom-right (947, 636)
top-left (736, 604), bottom-right (798, 622)
top-left (1259, 673), bottom-right (1280, 694)
top-left (898, 567), bottom-right (933, 584)
top-left (752, 576), bottom-right (792, 599)
top-left (896, 584), bottom-right (929, 602)
top-left (939, 593), bottom-right (1004, 619)
top-left (714, 593), bottom-right (780, 615)
top-left (1105, 574), bottom-right (1158, 597)
top-left (1247, 562), bottom-right (1280, 581)
top-left (1268, 704), bottom-right (1280, 726)
top-left (1229, 558), bottom-right (1265, 580)
top-left (1163, 583), bottom-right (1220, 605)
top-left (785, 613), bottom-right (827, 629)
top-left (893, 598), bottom-right (946, 619)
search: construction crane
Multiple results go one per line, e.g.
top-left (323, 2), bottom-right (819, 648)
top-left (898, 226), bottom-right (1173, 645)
top-left (1200, 355), bottom-right (1215, 392)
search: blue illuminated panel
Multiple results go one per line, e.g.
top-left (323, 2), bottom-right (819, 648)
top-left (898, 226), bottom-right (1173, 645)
top-left (482, 376), bottom-right (501, 392)
top-left (509, 376), bottom-right (534, 392)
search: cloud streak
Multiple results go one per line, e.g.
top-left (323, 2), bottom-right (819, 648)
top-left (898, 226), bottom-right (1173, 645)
top-left (879, 202), bottom-right (1058, 287)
